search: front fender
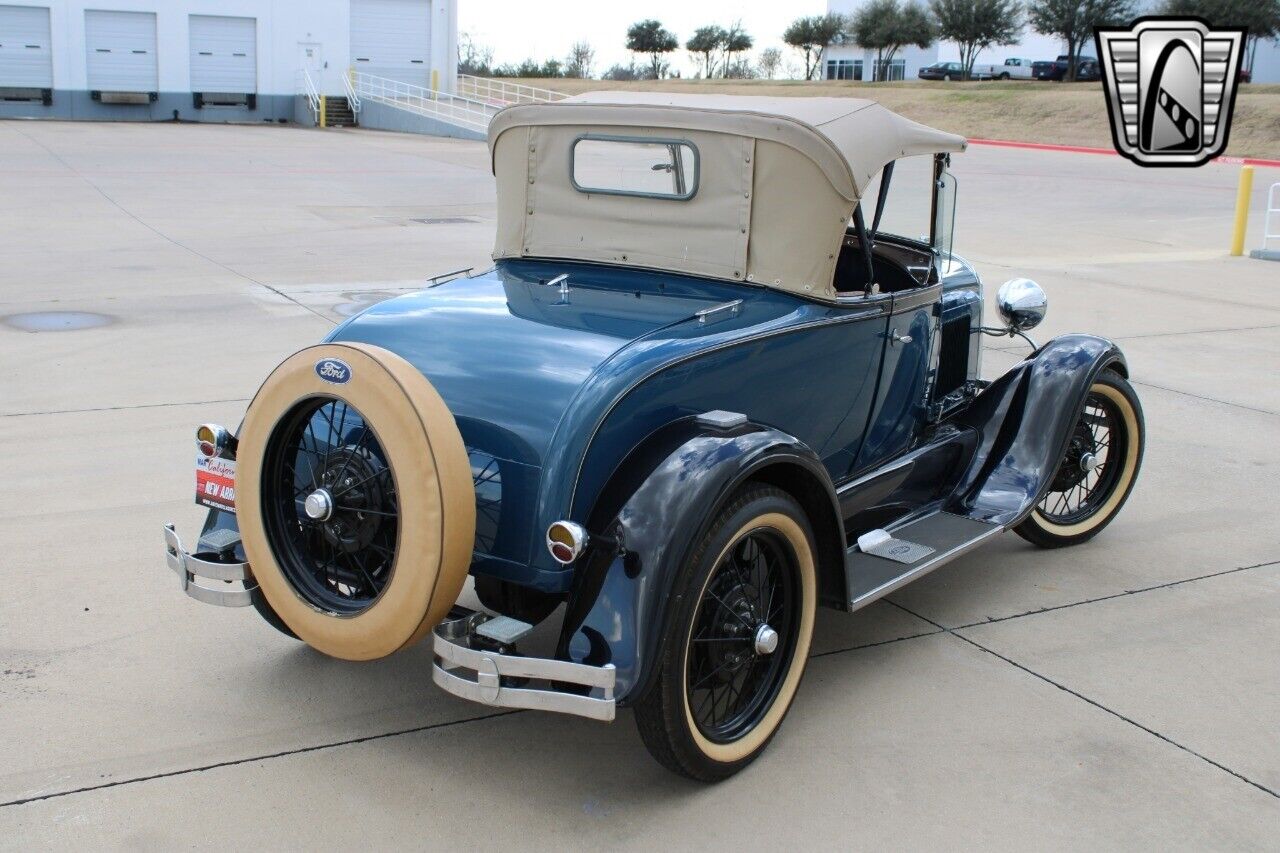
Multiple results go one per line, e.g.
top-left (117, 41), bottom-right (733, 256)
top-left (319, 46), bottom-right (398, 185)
top-left (949, 333), bottom-right (1128, 525)
top-left (558, 423), bottom-right (838, 705)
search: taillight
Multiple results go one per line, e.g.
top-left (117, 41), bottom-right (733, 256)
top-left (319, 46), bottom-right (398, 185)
top-left (196, 423), bottom-right (235, 459)
top-left (546, 521), bottom-right (589, 565)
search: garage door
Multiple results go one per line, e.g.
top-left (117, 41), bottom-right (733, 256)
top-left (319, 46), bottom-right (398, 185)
top-left (0, 4), bottom-right (52, 88)
top-left (350, 0), bottom-right (430, 87)
top-left (189, 15), bottom-right (256, 93)
top-left (85, 9), bottom-right (157, 93)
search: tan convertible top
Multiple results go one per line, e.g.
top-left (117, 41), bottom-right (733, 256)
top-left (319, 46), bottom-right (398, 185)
top-left (489, 92), bottom-right (966, 200)
top-left (488, 93), bottom-right (966, 301)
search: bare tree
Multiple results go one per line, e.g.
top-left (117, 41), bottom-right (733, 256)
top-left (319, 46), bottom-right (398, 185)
top-left (931, 0), bottom-right (1022, 80)
top-left (457, 31), bottom-right (494, 76)
top-left (758, 47), bottom-right (783, 79)
top-left (564, 41), bottom-right (596, 79)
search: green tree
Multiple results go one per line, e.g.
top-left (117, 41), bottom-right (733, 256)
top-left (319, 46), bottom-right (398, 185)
top-left (686, 25), bottom-right (728, 78)
top-left (931, 0), bottom-right (1023, 79)
top-left (1160, 0), bottom-right (1280, 75)
top-left (627, 19), bottom-right (679, 79)
top-left (852, 0), bottom-right (937, 81)
top-left (724, 23), bottom-right (755, 74)
top-left (1028, 0), bottom-right (1135, 80)
top-left (783, 13), bottom-right (848, 80)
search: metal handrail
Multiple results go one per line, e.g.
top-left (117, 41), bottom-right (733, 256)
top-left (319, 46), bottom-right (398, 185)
top-left (300, 66), bottom-right (320, 124)
top-left (350, 71), bottom-right (497, 132)
top-left (343, 68), bottom-right (362, 114)
top-left (456, 73), bottom-right (566, 105)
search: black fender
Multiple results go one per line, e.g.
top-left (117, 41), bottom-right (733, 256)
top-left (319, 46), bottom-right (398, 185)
top-left (557, 420), bottom-right (844, 705)
top-left (948, 333), bottom-right (1128, 525)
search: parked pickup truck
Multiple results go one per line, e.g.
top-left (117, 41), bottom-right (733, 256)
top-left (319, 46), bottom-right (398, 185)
top-left (972, 58), bottom-right (1035, 80)
top-left (1033, 55), bottom-right (1101, 81)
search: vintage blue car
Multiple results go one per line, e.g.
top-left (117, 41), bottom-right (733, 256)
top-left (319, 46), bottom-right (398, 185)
top-left (164, 93), bottom-right (1145, 781)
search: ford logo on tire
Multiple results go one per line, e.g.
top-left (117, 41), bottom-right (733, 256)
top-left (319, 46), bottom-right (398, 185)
top-left (315, 358), bottom-right (352, 384)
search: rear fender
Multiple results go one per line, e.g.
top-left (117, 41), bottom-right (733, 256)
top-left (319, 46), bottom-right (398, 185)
top-left (558, 422), bottom-right (842, 705)
top-left (949, 333), bottom-right (1127, 525)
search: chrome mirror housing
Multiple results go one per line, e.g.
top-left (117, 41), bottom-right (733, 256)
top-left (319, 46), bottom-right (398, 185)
top-left (996, 278), bottom-right (1048, 332)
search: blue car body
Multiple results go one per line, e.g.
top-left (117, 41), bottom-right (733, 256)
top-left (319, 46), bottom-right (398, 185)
top-left (301, 252), bottom-right (1122, 700)
top-left (179, 95), bottom-right (1134, 719)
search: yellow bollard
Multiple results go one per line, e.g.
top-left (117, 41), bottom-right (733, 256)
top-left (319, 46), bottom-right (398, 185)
top-left (1231, 165), bottom-right (1254, 256)
top-left (319, 94), bottom-right (327, 128)
top-left (431, 69), bottom-right (439, 101)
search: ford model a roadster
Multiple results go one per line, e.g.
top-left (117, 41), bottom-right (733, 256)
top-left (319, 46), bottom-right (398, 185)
top-left (164, 94), bottom-right (1144, 780)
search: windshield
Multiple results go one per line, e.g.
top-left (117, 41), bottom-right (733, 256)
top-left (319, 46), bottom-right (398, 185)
top-left (858, 155), bottom-right (958, 257)
top-left (935, 168), bottom-right (958, 261)
top-left (860, 154), bottom-right (935, 246)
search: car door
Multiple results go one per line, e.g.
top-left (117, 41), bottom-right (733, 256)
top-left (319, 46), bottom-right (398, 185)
top-left (851, 286), bottom-right (939, 474)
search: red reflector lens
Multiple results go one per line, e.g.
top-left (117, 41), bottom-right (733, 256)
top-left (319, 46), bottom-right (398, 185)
top-left (550, 542), bottom-right (575, 563)
top-left (198, 439), bottom-right (217, 458)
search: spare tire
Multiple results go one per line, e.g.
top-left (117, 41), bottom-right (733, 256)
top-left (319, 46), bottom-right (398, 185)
top-left (236, 342), bottom-right (475, 660)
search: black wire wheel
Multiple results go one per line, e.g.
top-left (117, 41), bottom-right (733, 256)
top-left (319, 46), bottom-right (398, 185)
top-left (262, 397), bottom-right (398, 616)
top-left (635, 486), bottom-right (816, 782)
top-left (1015, 370), bottom-right (1145, 548)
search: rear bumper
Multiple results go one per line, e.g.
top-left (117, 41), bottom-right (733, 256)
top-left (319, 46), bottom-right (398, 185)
top-left (165, 525), bottom-right (618, 721)
top-left (433, 608), bottom-right (616, 722)
top-left (163, 523), bottom-right (257, 607)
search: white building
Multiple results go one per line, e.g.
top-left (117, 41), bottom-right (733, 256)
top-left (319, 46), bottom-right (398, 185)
top-left (0, 0), bottom-right (457, 122)
top-left (823, 0), bottom-right (1277, 83)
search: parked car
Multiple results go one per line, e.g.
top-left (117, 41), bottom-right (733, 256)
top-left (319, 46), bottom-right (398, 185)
top-left (972, 57), bottom-right (1036, 80)
top-left (164, 93), bottom-right (1145, 782)
top-left (919, 61), bottom-right (965, 80)
top-left (1033, 54), bottom-right (1101, 81)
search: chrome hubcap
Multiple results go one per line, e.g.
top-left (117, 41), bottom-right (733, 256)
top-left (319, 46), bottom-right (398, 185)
top-left (304, 488), bottom-right (334, 521)
top-left (1079, 452), bottom-right (1099, 473)
top-left (754, 624), bottom-right (779, 656)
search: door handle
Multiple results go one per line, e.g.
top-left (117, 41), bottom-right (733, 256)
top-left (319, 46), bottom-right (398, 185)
top-left (891, 328), bottom-right (913, 345)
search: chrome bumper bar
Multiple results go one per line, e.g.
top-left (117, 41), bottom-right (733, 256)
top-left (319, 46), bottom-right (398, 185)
top-left (432, 609), bottom-right (616, 722)
top-left (163, 523), bottom-right (257, 607)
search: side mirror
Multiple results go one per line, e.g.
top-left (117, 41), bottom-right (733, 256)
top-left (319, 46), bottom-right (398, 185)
top-left (996, 278), bottom-right (1047, 332)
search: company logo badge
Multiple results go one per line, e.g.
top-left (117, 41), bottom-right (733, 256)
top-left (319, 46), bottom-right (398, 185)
top-left (1095, 17), bottom-right (1246, 167)
top-left (315, 358), bottom-right (352, 384)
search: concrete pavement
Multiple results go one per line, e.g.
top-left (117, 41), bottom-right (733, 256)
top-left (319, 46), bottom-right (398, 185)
top-left (1, 120), bottom-right (1276, 849)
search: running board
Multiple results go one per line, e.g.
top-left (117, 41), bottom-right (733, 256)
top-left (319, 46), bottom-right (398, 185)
top-left (846, 512), bottom-right (1003, 612)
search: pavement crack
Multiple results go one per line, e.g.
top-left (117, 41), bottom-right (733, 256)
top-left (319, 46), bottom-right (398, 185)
top-left (809, 628), bottom-right (946, 659)
top-left (1124, 380), bottom-right (1279, 417)
top-left (951, 560), bottom-right (1279, 630)
top-left (0, 709), bottom-right (522, 809)
top-left (7, 125), bottom-right (335, 327)
top-left (2, 398), bottom-right (251, 418)
top-left (884, 600), bottom-right (1279, 800)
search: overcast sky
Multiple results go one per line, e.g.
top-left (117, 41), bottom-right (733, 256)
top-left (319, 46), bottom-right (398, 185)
top-left (457, 1), bottom-right (829, 76)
